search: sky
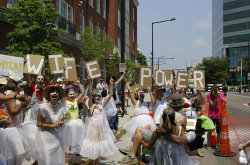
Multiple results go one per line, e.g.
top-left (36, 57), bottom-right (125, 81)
top-left (137, 0), bottom-right (212, 70)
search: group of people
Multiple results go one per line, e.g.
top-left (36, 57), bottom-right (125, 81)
top-left (0, 70), bottom-right (228, 165)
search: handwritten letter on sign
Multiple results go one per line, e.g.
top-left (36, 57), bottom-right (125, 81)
top-left (85, 60), bottom-right (102, 79)
top-left (176, 71), bottom-right (189, 88)
top-left (139, 66), bottom-right (152, 89)
top-left (155, 69), bottom-right (165, 87)
top-left (193, 70), bottom-right (205, 89)
top-left (164, 70), bottom-right (174, 88)
top-left (0, 54), bottom-right (24, 77)
top-left (23, 54), bottom-right (44, 75)
top-left (48, 54), bottom-right (64, 74)
top-left (64, 57), bottom-right (77, 81)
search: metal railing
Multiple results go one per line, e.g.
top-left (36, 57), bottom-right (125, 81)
top-left (57, 16), bottom-right (76, 37)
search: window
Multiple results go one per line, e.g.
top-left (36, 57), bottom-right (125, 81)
top-left (96, 25), bottom-right (100, 35)
top-left (68, 5), bottom-right (73, 23)
top-left (89, 0), bottom-right (93, 7)
top-left (96, 0), bottom-right (100, 14)
top-left (8, 0), bottom-right (18, 5)
top-left (89, 17), bottom-right (93, 29)
top-left (103, 0), bottom-right (106, 19)
top-left (118, 9), bottom-right (121, 28)
top-left (118, 38), bottom-right (121, 55)
top-left (80, 14), bottom-right (85, 32)
top-left (57, 0), bottom-right (73, 22)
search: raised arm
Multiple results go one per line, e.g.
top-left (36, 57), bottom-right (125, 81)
top-left (76, 79), bottom-right (85, 104)
top-left (102, 78), bottom-right (114, 107)
top-left (125, 81), bottom-right (137, 107)
top-left (24, 73), bottom-right (32, 88)
top-left (5, 95), bottom-right (30, 116)
top-left (87, 76), bottom-right (93, 108)
top-left (147, 86), bottom-right (155, 106)
top-left (115, 72), bottom-right (125, 85)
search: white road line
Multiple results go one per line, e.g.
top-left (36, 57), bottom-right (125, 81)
top-left (228, 93), bottom-right (250, 98)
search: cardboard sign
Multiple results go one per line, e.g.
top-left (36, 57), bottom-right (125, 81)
top-left (193, 70), bottom-right (205, 89)
top-left (48, 54), bottom-right (64, 74)
top-left (154, 69), bottom-right (165, 86)
top-left (85, 60), bottom-right (101, 79)
top-left (176, 71), bottom-right (189, 88)
top-left (164, 70), bottom-right (174, 88)
top-left (64, 57), bottom-right (77, 81)
top-left (139, 66), bottom-right (152, 89)
top-left (0, 54), bottom-right (24, 77)
top-left (23, 54), bottom-right (44, 75)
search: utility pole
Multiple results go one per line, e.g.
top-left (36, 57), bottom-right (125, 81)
top-left (120, 0), bottom-right (125, 111)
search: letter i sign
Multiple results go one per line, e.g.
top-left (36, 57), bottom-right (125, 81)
top-left (119, 63), bottom-right (126, 73)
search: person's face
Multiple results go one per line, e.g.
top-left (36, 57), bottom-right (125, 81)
top-left (50, 90), bottom-right (59, 104)
top-left (67, 89), bottom-right (75, 100)
top-left (94, 96), bottom-right (100, 104)
top-left (36, 75), bottom-right (44, 88)
top-left (138, 91), bottom-right (144, 101)
top-left (185, 89), bottom-right (193, 98)
top-left (156, 90), bottom-right (164, 100)
top-left (212, 87), bottom-right (218, 96)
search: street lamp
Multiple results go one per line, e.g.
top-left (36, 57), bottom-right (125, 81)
top-left (152, 18), bottom-right (175, 90)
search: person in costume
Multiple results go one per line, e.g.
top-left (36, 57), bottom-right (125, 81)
top-left (36, 85), bottom-right (67, 165)
top-left (125, 80), bottom-right (156, 138)
top-left (80, 77), bottom-right (118, 165)
top-left (63, 79), bottom-right (85, 165)
top-left (142, 107), bottom-right (193, 165)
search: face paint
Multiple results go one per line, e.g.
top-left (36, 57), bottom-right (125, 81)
top-left (68, 92), bottom-right (75, 97)
top-left (50, 91), bottom-right (59, 101)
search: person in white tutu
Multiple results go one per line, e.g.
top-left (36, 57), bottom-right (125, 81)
top-left (63, 79), bottom-right (85, 165)
top-left (36, 85), bottom-right (67, 165)
top-left (125, 81), bottom-right (156, 139)
top-left (80, 77), bottom-right (118, 165)
top-left (142, 107), bottom-right (193, 165)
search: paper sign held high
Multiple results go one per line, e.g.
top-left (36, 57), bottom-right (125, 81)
top-left (85, 60), bottom-right (102, 79)
top-left (139, 66), bottom-right (152, 89)
top-left (23, 54), bottom-right (44, 75)
top-left (176, 71), bottom-right (189, 88)
top-left (48, 54), bottom-right (64, 74)
top-left (193, 70), bottom-right (205, 89)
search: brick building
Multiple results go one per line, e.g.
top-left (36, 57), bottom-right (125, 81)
top-left (0, 0), bottom-right (139, 77)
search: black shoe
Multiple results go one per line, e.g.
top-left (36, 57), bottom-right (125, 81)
top-left (121, 112), bottom-right (124, 117)
top-left (141, 155), bottom-right (150, 163)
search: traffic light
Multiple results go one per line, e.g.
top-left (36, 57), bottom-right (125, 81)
top-left (237, 66), bottom-right (240, 72)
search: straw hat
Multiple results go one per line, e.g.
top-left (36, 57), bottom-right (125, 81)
top-left (169, 93), bottom-right (184, 108)
top-left (43, 85), bottom-right (65, 101)
top-left (0, 76), bottom-right (7, 85)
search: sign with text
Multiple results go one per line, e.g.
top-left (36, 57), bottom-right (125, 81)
top-left (64, 57), bottom-right (77, 81)
top-left (164, 70), bottom-right (174, 88)
top-left (48, 54), bottom-right (64, 74)
top-left (119, 63), bottom-right (126, 73)
top-left (85, 60), bottom-right (102, 79)
top-left (193, 70), bottom-right (205, 89)
top-left (139, 66), bottom-right (152, 89)
top-left (154, 69), bottom-right (165, 87)
top-left (176, 71), bottom-right (189, 88)
top-left (23, 54), bottom-right (44, 75)
top-left (0, 54), bottom-right (24, 77)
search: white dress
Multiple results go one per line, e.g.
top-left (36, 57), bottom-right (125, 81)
top-left (152, 98), bottom-right (167, 114)
top-left (102, 96), bottom-right (117, 119)
top-left (126, 101), bottom-right (156, 136)
top-left (35, 102), bottom-right (67, 165)
top-left (154, 102), bottom-right (168, 125)
top-left (182, 98), bottom-right (198, 119)
top-left (154, 126), bottom-right (193, 165)
top-left (80, 104), bottom-right (118, 160)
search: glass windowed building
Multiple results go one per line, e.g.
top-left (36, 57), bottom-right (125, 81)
top-left (212, 0), bottom-right (250, 85)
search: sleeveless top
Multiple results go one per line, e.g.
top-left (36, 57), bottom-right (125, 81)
top-left (134, 101), bottom-right (150, 116)
top-left (65, 100), bottom-right (79, 120)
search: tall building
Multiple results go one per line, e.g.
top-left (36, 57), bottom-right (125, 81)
top-left (0, 0), bottom-right (139, 74)
top-left (212, 0), bottom-right (250, 85)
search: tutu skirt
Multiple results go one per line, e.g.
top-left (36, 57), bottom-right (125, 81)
top-left (126, 114), bottom-right (156, 136)
top-left (80, 111), bottom-right (118, 160)
top-left (36, 128), bottom-right (65, 165)
top-left (62, 119), bottom-right (85, 153)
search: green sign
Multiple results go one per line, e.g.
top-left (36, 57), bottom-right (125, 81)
top-left (237, 77), bottom-right (246, 82)
top-left (198, 65), bottom-right (205, 69)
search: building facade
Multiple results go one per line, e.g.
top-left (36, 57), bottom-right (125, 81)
top-left (212, 0), bottom-right (250, 85)
top-left (0, 0), bottom-right (139, 76)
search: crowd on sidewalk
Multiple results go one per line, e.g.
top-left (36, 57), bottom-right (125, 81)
top-left (0, 71), bottom-right (249, 165)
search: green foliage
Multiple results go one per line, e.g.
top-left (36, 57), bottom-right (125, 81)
top-left (137, 50), bottom-right (147, 66)
top-left (201, 56), bottom-right (230, 84)
top-left (80, 27), bottom-right (114, 68)
top-left (5, 0), bottom-right (64, 58)
top-left (106, 53), bottom-right (139, 85)
top-left (237, 56), bottom-right (249, 78)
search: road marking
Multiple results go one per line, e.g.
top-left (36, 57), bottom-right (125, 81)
top-left (228, 93), bottom-right (250, 98)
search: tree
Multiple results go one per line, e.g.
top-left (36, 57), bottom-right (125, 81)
top-left (5, 0), bottom-right (63, 58)
top-left (137, 50), bottom-right (147, 66)
top-left (80, 27), bottom-right (114, 68)
top-left (237, 56), bottom-right (249, 78)
top-left (200, 56), bottom-right (229, 84)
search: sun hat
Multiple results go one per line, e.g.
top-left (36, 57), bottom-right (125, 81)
top-left (0, 76), bottom-right (7, 85)
top-left (169, 93), bottom-right (184, 109)
top-left (43, 85), bottom-right (65, 101)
